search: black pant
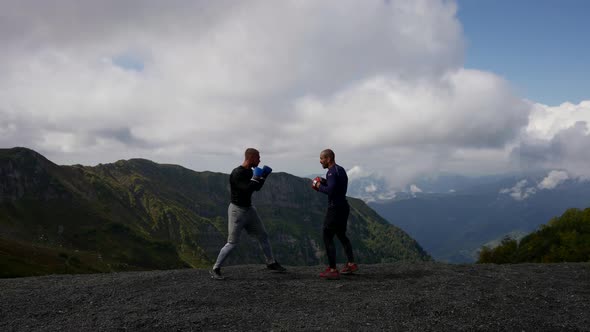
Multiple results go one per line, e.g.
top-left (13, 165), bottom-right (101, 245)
top-left (323, 202), bottom-right (354, 269)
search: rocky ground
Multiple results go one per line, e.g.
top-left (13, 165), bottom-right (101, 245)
top-left (1, 262), bottom-right (589, 331)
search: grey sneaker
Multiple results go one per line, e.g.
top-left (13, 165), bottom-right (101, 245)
top-left (267, 261), bottom-right (287, 272)
top-left (209, 268), bottom-right (224, 280)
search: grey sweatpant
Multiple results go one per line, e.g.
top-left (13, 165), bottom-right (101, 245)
top-left (213, 203), bottom-right (275, 269)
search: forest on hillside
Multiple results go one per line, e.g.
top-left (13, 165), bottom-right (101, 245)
top-left (478, 208), bottom-right (590, 264)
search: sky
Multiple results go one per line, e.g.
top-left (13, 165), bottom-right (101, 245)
top-left (457, 0), bottom-right (590, 106)
top-left (1, 0), bottom-right (589, 190)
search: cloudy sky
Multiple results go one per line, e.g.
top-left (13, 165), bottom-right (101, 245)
top-left (1, 0), bottom-right (589, 189)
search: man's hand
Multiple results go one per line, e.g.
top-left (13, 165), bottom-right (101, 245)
top-left (312, 176), bottom-right (326, 191)
top-left (261, 165), bottom-right (272, 177)
top-left (251, 167), bottom-right (265, 183)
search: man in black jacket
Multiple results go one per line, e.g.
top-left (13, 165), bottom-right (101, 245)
top-left (210, 148), bottom-right (286, 280)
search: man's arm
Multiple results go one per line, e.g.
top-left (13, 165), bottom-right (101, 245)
top-left (232, 168), bottom-right (264, 193)
top-left (318, 172), bottom-right (335, 195)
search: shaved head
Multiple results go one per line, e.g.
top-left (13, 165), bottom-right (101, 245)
top-left (321, 149), bottom-right (335, 161)
top-left (243, 148), bottom-right (261, 168)
top-left (245, 148), bottom-right (259, 160)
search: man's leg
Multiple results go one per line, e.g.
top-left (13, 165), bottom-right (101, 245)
top-left (245, 207), bottom-right (275, 265)
top-left (336, 228), bottom-right (358, 275)
top-left (323, 206), bottom-right (339, 269)
top-left (323, 226), bottom-right (338, 269)
top-left (244, 207), bottom-right (286, 272)
top-left (335, 203), bottom-right (354, 262)
top-left (211, 204), bottom-right (244, 274)
top-left (213, 242), bottom-right (237, 270)
top-left (335, 229), bottom-right (354, 263)
top-left (319, 207), bottom-right (340, 279)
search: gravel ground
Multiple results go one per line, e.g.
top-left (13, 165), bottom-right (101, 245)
top-left (1, 262), bottom-right (589, 331)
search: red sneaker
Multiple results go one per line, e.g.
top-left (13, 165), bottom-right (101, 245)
top-left (340, 262), bottom-right (358, 275)
top-left (319, 267), bottom-right (340, 280)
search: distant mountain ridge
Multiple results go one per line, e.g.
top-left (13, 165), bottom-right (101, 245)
top-left (346, 172), bottom-right (552, 203)
top-left (0, 147), bottom-right (430, 277)
top-left (370, 174), bottom-right (590, 263)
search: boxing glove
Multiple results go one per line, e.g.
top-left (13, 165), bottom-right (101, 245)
top-left (251, 167), bottom-right (265, 183)
top-left (312, 176), bottom-right (326, 191)
top-left (253, 167), bottom-right (264, 177)
top-left (262, 165), bottom-right (273, 177)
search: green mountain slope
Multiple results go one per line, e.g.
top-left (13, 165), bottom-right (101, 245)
top-left (478, 207), bottom-right (590, 263)
top-left (0, 147), bottom-right (430, 277)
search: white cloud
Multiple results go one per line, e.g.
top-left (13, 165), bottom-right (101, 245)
top-left (513, 101), bottom-right (590, 179)
top-left (410, 184), bottom-right (423, 194)
top-left (3, 0), bottom-right (585, 190)
top-left (500, 179), bottom-right (536, 201)
top-left (525, 101), bottom-right (590, 140)
top-left (289, 69), bottom-right (528, 150)
top-left (347, 166), bottom-right (367, 181)
top-left (365, 184), bottom-right (378, 193)
top-left (500, 170), bottom-right (577, 201)
top-left (376, 192), bottom-right (397, 201)
top-left (537, 170), bottom-right (569, 190)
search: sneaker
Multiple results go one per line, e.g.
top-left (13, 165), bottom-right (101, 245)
top-left (319, 267), bottom-right (340, 280)
top-left (267, 261), bottom-right (287, 272)
top-left (340, 262), bottom-right (358, 275)
top-left (209, 268), bottom-right (224, 280)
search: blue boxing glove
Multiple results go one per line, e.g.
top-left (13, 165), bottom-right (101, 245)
top-left (262, 165), bottom-right (272, 178)
top-left (253, 167), bottom-right (264, 177)
top-left (251, 167), bottom-right (265, 183)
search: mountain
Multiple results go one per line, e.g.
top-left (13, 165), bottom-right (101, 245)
top-left (0, 147), bottom-right (430, 277)
top-left (346, 175), bottom-right (396, 202)
top-left (478, 207), bottom-right (590, 263)
top-left (369, 173), bottom-right (590, 263)
top-left (346, 173), bottom-right (513, 203)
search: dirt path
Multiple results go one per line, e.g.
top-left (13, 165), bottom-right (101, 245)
top-left (1, 262), bottom-right (589, 331)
